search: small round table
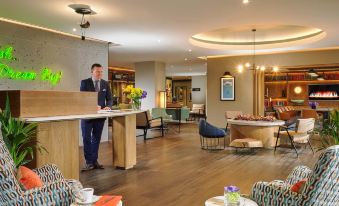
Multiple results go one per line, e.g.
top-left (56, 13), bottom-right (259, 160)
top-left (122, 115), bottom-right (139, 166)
top-left (205, 196), bottom-right (258, 206)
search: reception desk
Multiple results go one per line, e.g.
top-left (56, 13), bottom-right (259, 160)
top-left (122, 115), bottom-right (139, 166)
top-left (0, 90), bottom-right (141, 180)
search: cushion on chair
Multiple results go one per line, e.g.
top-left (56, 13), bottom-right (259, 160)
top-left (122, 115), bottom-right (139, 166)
top-left (150, 119), bottom-right (162, 127)
top-left (199, 119), bottom-right (225, 137)
top-left (230, 138), bottom-right (263, 148)
top-left (16, 166), bottom-right (43, 190)
top-left (274, 131), bottom-right (309, 143)
top-left (290, 179), bottom-right (307, 193)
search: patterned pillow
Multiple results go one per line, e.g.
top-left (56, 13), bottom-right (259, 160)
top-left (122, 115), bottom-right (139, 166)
top-left (290, 179), bottom-right (307, 193)
top-left (16, 166), bottom-right (43, 190)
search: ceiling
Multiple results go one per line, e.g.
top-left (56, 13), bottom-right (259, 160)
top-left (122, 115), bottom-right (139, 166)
top-left (1, 0), bottom-right (339, 76)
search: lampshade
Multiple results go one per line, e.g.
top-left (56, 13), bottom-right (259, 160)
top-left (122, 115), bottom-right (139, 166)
top-left (159, 91), bottom-right (166, 108)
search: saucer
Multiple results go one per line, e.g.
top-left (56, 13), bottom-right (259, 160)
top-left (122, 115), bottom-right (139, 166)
top-left (76, 195), bottom-right (100, 205)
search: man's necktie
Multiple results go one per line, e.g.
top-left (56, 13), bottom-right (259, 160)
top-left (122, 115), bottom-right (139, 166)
top-left (95, 80), bottom-right (99, 92)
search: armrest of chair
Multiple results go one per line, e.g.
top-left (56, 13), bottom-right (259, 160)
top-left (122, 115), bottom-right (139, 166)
top-left (251, 181), bottom-right (303, 205)
top-left (285, 165), bottom-right (312, 185)
top-left (33, 164), bottom-right (65, 184)
top-left (21, 180), bottom-right (75, 205)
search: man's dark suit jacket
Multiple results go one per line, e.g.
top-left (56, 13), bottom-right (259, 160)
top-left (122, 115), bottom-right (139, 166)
top-left (80, 78), bottom-right (113, 108)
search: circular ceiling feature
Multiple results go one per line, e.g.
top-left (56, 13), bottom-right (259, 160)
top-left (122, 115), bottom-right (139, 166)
top-left (190, 25), bottom-right (326, 50)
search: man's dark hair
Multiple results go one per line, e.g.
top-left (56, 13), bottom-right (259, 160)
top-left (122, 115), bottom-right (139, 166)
top-left (91, 63), bottom-right (102, 71)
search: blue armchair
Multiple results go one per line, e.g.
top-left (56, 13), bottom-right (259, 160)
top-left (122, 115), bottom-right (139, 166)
top-left (199, 119), bottom-right (226, 150)
top-left (0, 123), bottom-right (81, 206)
top-left (251, 145), bottom-right (339, 205)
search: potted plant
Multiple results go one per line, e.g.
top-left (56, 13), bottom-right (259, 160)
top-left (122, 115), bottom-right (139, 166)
top-left (318, 109), bottom-right (339, 150)
top-left (0, 95), bottom-right (46, 168)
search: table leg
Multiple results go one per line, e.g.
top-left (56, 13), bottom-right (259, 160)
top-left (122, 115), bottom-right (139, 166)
top-left (112, 114), bottom-right (136, 169)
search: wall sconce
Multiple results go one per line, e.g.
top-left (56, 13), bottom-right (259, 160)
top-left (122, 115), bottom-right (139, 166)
top-left (223, 71), bottom-right (233, 77)
top-left (294, 86), bottom-right (302, 94)
top-left (159, 91), bottom-right (166, 108)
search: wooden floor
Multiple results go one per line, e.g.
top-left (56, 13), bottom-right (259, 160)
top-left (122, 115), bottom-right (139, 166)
top-left (79, 123), bottom-right (319, 206)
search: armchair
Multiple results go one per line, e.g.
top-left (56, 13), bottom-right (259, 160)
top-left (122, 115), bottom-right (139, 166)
top-left (0, 123), bottom-right (80, 206)
top-left (251, 145), bottom-right (339, 206)
top-left (199, 119), bottom-right (226, 150)
top-left (136, 110), bottom-right (164, 140)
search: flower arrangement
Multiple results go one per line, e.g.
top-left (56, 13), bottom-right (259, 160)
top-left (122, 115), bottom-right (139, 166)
top-left (234, 114), bottom-right (276, 122)
top-left (308, 101), bottom-right (319, 109)
top-left (123, 85), bottom-right (147, 110)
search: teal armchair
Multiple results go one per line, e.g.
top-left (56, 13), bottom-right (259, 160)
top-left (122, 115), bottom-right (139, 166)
top-left (151, 108), bottom-right (173, 121)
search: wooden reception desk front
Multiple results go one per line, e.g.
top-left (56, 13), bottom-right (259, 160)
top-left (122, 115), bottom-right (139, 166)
top-left (0, 90), bottom-right (139, 180)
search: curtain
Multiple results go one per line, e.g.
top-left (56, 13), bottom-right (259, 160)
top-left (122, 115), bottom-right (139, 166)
top-left (253, 70), bottom-right (265, 116)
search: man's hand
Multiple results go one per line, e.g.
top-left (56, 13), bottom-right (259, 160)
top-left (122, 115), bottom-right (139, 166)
top-left (103, 107), bottom-right (111, 110)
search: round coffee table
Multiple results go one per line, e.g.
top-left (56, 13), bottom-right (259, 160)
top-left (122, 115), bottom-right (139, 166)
top-left (205, 196), bottom-right (257, 206)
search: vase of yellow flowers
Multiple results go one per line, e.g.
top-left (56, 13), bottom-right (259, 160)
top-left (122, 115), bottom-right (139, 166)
top-left (123, 85), bottom-right (147, 110)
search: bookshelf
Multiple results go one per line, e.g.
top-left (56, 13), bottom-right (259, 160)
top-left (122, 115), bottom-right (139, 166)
top-left (264, 69), bottom-right (339, 110)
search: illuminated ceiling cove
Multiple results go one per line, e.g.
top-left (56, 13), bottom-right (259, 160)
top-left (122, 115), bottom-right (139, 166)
top-left (190, 25), bottom-right (326, 50)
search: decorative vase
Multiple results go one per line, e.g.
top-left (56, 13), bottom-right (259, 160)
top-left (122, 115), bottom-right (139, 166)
top-left (224, 186), bottom-right (241, 206)
top-left (132, 99), bottom-right (141, 110)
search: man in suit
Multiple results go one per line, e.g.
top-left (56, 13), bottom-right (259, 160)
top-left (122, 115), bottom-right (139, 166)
top-left (80, 63), bottom-right (113, 171)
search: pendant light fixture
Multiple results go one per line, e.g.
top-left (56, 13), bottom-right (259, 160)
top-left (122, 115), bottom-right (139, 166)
top-left (237, 29), bottom-right (279, 73)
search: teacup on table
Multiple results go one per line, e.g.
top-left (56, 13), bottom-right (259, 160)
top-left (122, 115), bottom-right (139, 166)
top-left (80, 188), bottom-right (94, 202)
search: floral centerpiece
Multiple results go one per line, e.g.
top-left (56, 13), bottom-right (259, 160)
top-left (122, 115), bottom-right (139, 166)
top-left (308, 101), bottom-right (319, 109)
top-left (123, 85), bottom-right (147, 110)
top-left (234, 114), bottom-right (276, 122)
top-left (224, 186), bottom-right (241, 205)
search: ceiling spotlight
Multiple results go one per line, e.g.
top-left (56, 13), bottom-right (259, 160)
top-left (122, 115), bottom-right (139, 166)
top-left (273, 66), bottom-right (279, 72)
top-left (69, 4), bottom-right (96, 41)
top-left (245, 62), bottom-right (251, 68)
top-left (260, 66), bottom-right (266, 71)
top-left (243, 0), bottom-right (250, 4)
top-left (72, 28), bottom-right (77, 32)
top-left (80, 21), bottom-right (90, 29)
top-left (185, 58), bottom-right (188, 61)
top-left (188, 49), bottom-right (192, 52)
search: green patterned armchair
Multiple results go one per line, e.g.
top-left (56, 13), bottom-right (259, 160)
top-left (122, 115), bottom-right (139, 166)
top-left (0, 123), bottom-right (81, 206)
top-left (251, 145), bottom-right (339, 206)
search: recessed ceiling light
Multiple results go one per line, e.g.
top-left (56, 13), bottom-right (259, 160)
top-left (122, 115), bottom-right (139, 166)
top-left (185, 58), bottom-right (188, 61)
top-left (243, 0), bottom-right (250, 4)
top-left (273, 66), bottom-right (279, 72)
top-left (188, 49), bottom-right (192, 52)
top-left (72, 28), bottom-right (77, 32)
top-left (157, 39), bottom-right (161, 43)
top-left (245, 62), bottom-right (251, 68)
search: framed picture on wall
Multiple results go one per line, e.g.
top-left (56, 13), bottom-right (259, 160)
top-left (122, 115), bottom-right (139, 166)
top-left (220, 77), bottom-right (235, 101)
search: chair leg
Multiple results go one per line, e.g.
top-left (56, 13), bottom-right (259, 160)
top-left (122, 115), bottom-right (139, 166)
top-left (144, 129), bottom-right (148, 140)
top-left (286, 130), bottom-right (298, 157)
top-left (274, 127), bottom-right (280, 153)
top-left (161, 125), bottom-right (164, 137)
top-left (225, 123), bottom-right (228, 132)
top-left (308, 139), bottom-right (314, 154)
top-left (224, 136), bottom-right (226, 149)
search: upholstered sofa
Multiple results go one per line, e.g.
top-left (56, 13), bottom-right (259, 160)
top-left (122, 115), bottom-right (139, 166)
top-left (0, 123), bottom-right (81, 206)
top-left (251, 145), bottom-right (339, 206)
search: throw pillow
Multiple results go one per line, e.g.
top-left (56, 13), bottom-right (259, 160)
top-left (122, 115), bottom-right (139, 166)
top-left (16, 166), bottom-right (43, 190)
top-left (290, 179), bottom-right (307, 193)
